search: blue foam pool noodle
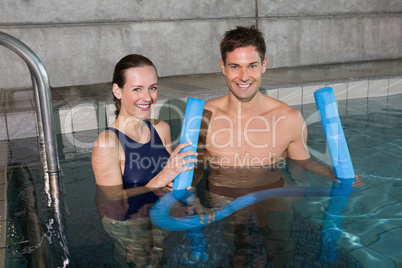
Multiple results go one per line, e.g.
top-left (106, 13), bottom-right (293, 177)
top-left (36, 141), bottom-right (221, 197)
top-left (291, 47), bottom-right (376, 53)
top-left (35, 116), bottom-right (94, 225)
top-left (314, 87), bottom-right (355, 180)
top-left (314, 87), bottom-right (355, 264)
top-left (170, 97), bottom-right (207, 261)
top-left (172, 97), bottom-right (205, 192)
top-left (151, 88), bottom-right (355, 232)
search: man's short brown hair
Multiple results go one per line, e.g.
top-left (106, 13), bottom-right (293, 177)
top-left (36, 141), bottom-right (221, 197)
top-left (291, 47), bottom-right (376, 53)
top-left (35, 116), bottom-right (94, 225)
top-left (220, 25), bottom-right (266, 65)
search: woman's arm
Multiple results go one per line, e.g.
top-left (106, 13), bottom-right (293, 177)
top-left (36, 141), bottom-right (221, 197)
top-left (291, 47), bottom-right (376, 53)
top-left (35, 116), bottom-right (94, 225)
top-left (92, 130), bottom-right (150, 199)
top-left (93, 124), bottom-right (198, 200)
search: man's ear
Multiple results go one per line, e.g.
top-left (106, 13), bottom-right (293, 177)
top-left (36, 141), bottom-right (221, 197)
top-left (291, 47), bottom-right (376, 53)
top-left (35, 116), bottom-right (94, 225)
top-left (112, 83), bottom-right (122, 99)
top-left (219, 59), bottom-right (227, 75)
top-left (262, 56), bottom-right (268, 74)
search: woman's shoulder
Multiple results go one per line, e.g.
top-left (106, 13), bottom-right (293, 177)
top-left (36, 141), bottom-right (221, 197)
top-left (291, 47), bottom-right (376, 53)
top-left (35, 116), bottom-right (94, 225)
top-left (148, 119), bottom-right (171, 136)
top-left (147, 119), bottom-right (172, 150)
top-left (148, 118), bottom-right (170, 128)
top-left (92, 128), bottom-right (121, 151)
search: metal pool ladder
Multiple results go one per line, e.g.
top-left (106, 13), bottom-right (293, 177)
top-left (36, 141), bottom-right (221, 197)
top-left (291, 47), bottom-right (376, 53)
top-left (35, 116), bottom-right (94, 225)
top-left (1, 31), bottom-right (69, 267)
top-left (0, 31), bottom-right (60, 174)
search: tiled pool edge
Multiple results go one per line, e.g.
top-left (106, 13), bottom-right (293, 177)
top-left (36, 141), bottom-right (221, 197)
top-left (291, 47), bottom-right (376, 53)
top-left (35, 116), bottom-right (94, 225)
top-left (1, 64), bottom-right (401, 140)
top-left (261, 76), bottom-right (402, 106)
top-left (59, 76), bottom-right (402, 139)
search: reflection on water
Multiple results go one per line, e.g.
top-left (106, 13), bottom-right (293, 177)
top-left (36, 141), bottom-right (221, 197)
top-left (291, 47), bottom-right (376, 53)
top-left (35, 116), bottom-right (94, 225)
top-left (6, 136), bottom-right (365, 267)
top-left (205, 163), bottom-right (294, 267)
top-left (96, 184), bottom-right (171, 267)
top-left (94, 159), bottom-right (360, 267)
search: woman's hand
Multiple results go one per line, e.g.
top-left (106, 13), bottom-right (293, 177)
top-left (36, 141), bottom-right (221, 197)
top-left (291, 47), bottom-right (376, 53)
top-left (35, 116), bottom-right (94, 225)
top-left (163, 141), bottom-right (198, 179)
top-left (146, 142), bottom-right (197, 188)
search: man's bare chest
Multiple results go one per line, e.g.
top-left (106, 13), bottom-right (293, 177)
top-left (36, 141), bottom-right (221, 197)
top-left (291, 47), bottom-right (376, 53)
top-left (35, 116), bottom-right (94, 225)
top-left (205, 115), bottom-right (289, 166)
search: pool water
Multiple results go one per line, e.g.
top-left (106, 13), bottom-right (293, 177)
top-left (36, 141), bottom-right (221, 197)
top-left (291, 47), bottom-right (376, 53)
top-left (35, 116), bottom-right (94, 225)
top-left (5, 94), bottom-right (402, 267)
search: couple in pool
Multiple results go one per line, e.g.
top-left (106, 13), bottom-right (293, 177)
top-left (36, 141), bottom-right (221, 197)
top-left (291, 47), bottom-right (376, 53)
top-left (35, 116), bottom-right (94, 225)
top-left (92, 25), bottom-right (363, 267)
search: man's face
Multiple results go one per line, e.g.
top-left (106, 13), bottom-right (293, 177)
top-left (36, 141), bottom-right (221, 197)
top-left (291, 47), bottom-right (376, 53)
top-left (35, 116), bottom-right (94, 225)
top-left (220, 46), bottom-right (267, 102)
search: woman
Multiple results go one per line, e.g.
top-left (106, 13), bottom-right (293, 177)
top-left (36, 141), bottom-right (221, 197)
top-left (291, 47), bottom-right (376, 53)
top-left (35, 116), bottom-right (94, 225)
top-left (92, 54), bottom-right (197, 266)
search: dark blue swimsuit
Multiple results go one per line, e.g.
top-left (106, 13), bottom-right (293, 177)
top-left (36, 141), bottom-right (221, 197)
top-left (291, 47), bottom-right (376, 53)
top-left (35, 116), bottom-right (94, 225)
top-left (107, 121), bottom-right (170, 219)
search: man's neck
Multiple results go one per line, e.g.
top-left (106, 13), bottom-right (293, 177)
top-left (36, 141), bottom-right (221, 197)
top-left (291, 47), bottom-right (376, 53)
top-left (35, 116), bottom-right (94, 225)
top-left (227, 91), bottom-right (262, 117)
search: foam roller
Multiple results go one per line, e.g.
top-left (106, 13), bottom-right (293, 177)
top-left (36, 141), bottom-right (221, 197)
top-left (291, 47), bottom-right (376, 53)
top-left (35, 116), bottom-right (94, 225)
top-left (314, 87), bottom-right (355, 180)
top-left (172, 97), bottom-right (205, 191)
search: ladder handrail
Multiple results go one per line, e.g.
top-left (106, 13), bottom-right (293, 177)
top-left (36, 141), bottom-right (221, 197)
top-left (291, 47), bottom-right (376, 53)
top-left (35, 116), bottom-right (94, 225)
top-left (0, 31), bottom-right (60, 174)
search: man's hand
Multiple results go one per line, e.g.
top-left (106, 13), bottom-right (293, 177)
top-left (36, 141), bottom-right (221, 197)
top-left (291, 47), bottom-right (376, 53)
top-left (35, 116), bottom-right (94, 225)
top-left (186, 201), bottom-right (220, 224)
top-left (352, 174), bottom-right (364, 187)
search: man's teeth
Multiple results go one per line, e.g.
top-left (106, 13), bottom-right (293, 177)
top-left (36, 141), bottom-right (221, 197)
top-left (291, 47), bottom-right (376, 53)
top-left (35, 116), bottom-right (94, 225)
top-left (238, 84), bottom-right (251, 88)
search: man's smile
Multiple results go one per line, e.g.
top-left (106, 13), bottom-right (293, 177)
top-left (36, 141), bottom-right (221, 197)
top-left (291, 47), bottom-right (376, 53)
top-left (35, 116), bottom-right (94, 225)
top-left (236, 82), bottom-right (253, 88)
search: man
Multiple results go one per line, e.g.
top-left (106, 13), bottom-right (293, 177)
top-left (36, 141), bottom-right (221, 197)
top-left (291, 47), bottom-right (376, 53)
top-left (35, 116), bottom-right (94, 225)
top-left (195, 25), bottom-right (362, 267)
top-left (199, 25), bottom-right (363, 183)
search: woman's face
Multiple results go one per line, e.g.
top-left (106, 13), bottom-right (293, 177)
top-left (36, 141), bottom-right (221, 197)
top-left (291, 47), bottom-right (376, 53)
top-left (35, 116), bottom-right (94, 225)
top-left (113, 66), bottom-right (158, 120)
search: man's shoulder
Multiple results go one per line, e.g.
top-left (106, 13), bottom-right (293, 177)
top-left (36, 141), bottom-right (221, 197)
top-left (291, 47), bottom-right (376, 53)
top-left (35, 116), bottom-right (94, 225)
top-left (205, 94), bottom-right (227, 111)
top-left (260, 94), bottom-right (300, 116)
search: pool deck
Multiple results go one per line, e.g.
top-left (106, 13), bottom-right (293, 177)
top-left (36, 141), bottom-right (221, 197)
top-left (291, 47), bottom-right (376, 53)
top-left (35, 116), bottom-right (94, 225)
top-left (0, 59), bottom-right (402, 141)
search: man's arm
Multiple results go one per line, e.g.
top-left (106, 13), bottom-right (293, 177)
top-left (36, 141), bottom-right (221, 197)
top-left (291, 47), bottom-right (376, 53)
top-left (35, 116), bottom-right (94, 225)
top-left (289, 158), bottom-right (337, 182)
top-left (286, 109), bottom-right (311, 161)
top-left (286, 109), bottom-right (363, 187)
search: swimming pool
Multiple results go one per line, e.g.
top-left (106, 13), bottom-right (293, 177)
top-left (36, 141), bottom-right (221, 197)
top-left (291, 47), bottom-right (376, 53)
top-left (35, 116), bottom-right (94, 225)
top-left (4, 93), bottom-right (402, 267)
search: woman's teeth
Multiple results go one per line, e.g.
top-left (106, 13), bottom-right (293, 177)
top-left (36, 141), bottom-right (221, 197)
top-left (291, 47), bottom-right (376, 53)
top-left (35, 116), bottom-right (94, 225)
top-left (136, 104), bottom-right (150, 109)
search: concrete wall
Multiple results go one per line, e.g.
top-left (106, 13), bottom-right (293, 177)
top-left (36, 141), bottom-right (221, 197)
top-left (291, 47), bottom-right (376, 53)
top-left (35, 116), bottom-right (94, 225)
top-left (1, 0), bottom-right (401, 89)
